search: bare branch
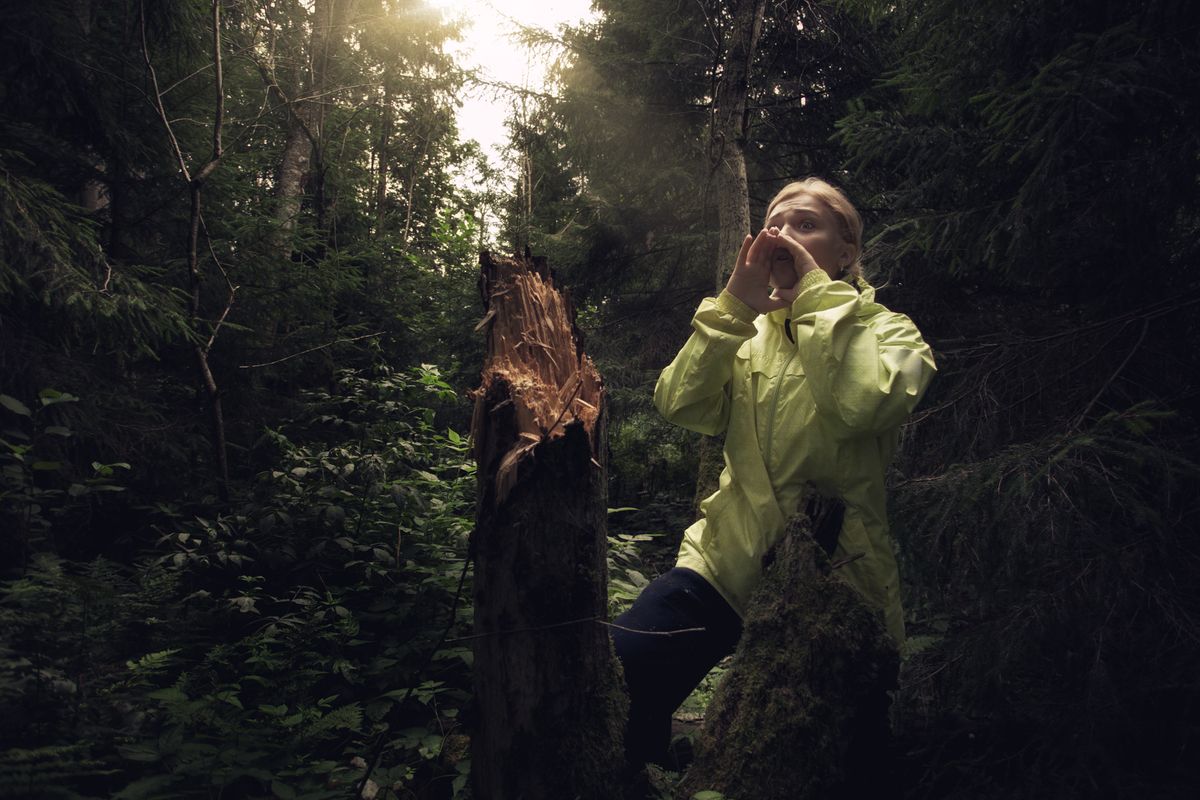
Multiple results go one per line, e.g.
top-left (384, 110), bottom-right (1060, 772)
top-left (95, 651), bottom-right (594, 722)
top-left (200, 214), bottom-right (238, 354)
top-left (140, 0), bottom-right (191, 183)
top-left (237, 333), bottom-right (385, 369)
top-left (1072, 317), bottom-right (1151, 430)
top-left (445, 616), bottom-right (707, 643)
top-left (210, 0), bottom-right (224, 165)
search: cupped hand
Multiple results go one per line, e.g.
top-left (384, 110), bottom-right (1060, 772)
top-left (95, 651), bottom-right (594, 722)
top-left (725, 228), bottom-right (817, 314)
top-left (771, 227), bottom-right (822, 279)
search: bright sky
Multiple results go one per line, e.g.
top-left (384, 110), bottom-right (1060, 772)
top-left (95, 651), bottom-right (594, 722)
top-left (424, 0), bottom-right (599, 168)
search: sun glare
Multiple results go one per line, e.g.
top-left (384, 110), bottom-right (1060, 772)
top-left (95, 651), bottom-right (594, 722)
top-left (414, 0), bottom-right (598, 167)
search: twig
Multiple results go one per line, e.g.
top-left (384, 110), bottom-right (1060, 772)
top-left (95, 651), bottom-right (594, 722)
top-left (444, 616), bottom-right (707, 644)
top-left (204, 0), bottom-right (224, 181)
top-left (140, 1), bottom-right (191, 183)
top-left (830, 551), bottom-right (866, 570)
top-left (200, 213), bottom-right (238, 353)
top-left (97, 253), bottom-right (112, 293)
top-left (237, 332), bottom-right (385, 369)
top-left (1071, 316), bottom-right (1150, 430)
top-left (600, 619), bottom-right (707, 636)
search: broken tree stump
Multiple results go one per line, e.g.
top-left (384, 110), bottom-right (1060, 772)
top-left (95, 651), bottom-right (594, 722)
top-left (677, 506), bottom-right (900, 800)
top-left (469, 251), bottom-right (627, 800)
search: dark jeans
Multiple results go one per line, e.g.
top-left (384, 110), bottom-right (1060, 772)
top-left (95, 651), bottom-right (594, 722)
top-left (612, 567), bottom-right (743, 767)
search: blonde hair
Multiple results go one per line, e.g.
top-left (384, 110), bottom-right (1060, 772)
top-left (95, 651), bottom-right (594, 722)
top-left (764, 177), bottom-right (866, 284)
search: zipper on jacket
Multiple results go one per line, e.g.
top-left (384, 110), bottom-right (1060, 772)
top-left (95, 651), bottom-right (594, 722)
top-left (762, 347), bottom-right (798, 470)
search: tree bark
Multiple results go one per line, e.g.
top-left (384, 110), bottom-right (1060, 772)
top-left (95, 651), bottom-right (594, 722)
top-left (470, 252), bottom-right (627, 800)
top-left (272, 0), bottom-right (357, 254)
top-left (709, 0), bottom-right (767, 290)
top-left (677, 502), bottom-right (899, 800)
top-left (374, 81), bottom-right (391, 238)
top-left (695, 0), bottom-right (769, 513)
top-left (275, 116), bottom-right (312, 250)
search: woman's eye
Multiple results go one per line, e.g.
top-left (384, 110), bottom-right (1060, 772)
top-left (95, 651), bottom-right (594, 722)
top-left (798, 220), bottom-right (815, 231)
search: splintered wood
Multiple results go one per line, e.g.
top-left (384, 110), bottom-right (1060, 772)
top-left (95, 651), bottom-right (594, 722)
top-left (469, 251), bottom-right (626, 800)
top-left (472, 252), bottom-right (603, 507)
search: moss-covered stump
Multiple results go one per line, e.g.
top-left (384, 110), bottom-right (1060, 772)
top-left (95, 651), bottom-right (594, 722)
top-left (676, 511), bottom-right (900, 800)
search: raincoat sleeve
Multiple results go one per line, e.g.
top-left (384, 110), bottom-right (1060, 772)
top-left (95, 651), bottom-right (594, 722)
top-left (653, 289), bottom-right (759, 436)
top-left (790, 270), bottom-right (936, 437)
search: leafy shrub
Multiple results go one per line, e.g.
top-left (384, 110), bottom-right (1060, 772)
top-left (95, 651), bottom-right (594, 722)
top-left (0, 366), bottom-right (476, 799)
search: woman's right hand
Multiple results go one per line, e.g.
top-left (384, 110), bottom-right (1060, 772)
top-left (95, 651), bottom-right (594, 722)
top-left (725, 229), bottom-right (797, 314)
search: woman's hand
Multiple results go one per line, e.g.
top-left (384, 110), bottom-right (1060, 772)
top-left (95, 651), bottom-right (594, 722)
top-left (725, 228), bottom-right (819, 314)
top-left (772, 227), bottom-right (823, 279)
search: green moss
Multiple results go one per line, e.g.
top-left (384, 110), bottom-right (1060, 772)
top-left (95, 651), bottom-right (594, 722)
top-left (677, 515), bottom-right (898, 800)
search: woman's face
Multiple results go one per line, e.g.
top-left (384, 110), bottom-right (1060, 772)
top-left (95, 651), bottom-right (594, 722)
top-left (764, 193), bottom-right (852, 287)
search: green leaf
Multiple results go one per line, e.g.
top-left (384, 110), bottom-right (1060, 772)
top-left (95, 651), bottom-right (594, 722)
top-left (0, 437), bottom-right (28, 453)
top-left (117, 744), bottom-right (162, 763)
top-left (271, 780), bottom-right (297, 800)
top-left (692, 792), bottom-right (726, 800)
top-left (0, 395), bottom-right (31, 416)
top-left (114, 774), bottom-right (176, 799)
top-left (215, 690), bottom-right (244, 709)
top-left (32, 461), bottom-right (62, 471)
top-left (43, 425), bottom-right (72, 437)
top-left (418, 734), bottom-right (444, 759)
top-left (39, 389), bottom-right (79, 407)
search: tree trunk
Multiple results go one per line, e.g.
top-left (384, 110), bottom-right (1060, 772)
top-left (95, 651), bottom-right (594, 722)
top-left (374, 82), bottom-right (390, 238)
top-left (709, 0), bottom-right (767, 290)
top-left (695, 0), bottom-right (769, 513)
top-left (677, 502), bottom-right (899, 800)
top-left (470, 251), bottom-right (628, 800)
top-left (272, 0), bottom-right (357, 254)
top-left (275, 116), bottom-right (312, 250)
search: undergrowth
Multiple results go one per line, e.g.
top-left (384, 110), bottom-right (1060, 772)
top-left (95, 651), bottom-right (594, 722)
top-left (1, 365), bottom-right (476, 799)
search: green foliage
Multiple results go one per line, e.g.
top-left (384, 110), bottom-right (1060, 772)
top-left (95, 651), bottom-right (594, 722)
top-left (893, 404), bottom-right (1200, 795)
top-left (0, 367), bottom-right (475, 798)
top-left (0, 151), bottom-right (193, 363)
top-left (3, 0), bottom-right (1199, 797)
top-left (0, 389), bottom-right (129, 568)
top-left (606, 517), bottom-right (656, 617)
top-left (835, 0), bottom-right (1200, 289)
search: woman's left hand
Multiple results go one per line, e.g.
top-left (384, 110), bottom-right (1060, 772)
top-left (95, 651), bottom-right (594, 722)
top-left (771, 227), bottom-right (823, 283)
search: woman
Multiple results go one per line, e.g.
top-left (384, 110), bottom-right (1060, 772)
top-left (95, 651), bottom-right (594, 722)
top-left (613, 178), bottom-right (937, 767)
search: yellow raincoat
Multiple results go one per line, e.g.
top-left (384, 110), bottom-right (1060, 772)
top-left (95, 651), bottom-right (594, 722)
top-left (654, 269), bottom-right (936, 644)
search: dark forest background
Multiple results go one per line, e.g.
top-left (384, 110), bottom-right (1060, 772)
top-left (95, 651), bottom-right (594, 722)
top-left (2, 0), bottom-right (1198, 798)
